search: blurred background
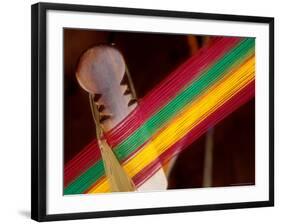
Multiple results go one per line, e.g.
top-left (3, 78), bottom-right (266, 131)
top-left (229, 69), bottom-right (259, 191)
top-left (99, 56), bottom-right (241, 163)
top-left (64, 28), bottom-right (255, 189)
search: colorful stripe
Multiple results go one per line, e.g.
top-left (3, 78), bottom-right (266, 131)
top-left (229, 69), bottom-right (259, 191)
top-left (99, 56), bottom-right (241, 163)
top-left (64, 37), bottom-right (255, 195)
top-left (64, 37), bottom-right (239, 187)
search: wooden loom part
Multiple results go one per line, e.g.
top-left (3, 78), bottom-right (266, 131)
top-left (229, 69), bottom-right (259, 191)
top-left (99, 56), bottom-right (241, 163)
top-left (76, 45), bottom-right (167, 192)
top-left (76, 45), bottom-right (136, 192)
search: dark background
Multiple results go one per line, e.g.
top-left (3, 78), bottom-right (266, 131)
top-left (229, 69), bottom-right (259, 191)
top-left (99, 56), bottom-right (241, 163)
top-left (64, 28), bottom-right (255, 189)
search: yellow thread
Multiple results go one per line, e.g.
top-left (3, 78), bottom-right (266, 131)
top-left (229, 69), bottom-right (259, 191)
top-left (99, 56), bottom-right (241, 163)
top-left (88, 56), bottom-right (255, 193)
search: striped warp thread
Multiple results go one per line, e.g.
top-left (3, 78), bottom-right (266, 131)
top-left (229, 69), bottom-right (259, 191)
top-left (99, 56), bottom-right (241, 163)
top-left (64, 37), bottom-right (255, 194)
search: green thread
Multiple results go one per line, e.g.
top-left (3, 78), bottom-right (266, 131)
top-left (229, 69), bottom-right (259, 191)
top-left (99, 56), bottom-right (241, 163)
top-left (64, 38), bottom-right (255, 195)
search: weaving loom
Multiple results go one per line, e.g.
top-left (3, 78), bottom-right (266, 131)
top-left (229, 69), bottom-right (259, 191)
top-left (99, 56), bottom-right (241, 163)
top-left (64, 36), bottom-right (255, 195)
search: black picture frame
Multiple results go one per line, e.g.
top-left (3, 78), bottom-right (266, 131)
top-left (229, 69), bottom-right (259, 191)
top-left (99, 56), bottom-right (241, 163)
top-left (31, 2), bottom-right (274, 222)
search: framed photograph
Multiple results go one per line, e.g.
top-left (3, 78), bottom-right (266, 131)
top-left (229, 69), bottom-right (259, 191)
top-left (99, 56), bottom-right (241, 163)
top-left (31, 2), bottom-right (274, 222)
